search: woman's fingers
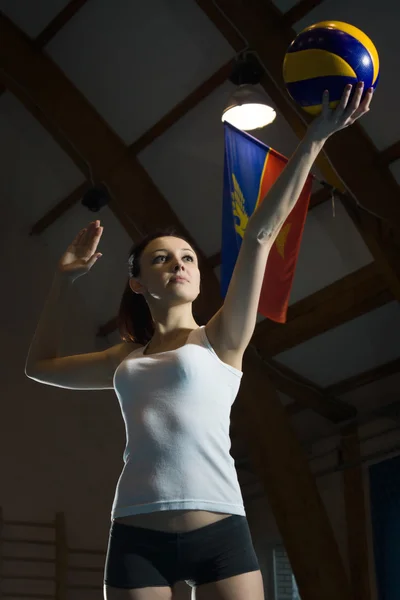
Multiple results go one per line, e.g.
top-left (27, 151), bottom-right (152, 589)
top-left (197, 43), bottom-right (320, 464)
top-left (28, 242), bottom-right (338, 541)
top-left (361, 87), bottom-right (374, 111)
top-left (348, 86), bottom-right (374, 121)
top-left (336, 83), bottom-right (353, 113)
top-left (345, 81), bottom-right (364, 116)
top-left (71, 228), bottom-right (87, 246)
top-left (321, 90), bottom-right (330, 117)
top-left (331, 81), bottom-right (373, 125)
top-left (87, 227), bottom-right (103, 256)
top-left (80, 221), bottom-right (93, 246)
top-left (80, 221), bottom-right (102, 246)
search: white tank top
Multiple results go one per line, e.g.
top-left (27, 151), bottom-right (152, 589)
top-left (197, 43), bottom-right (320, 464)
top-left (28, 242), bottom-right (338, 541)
top-left (111, 326), bottom-right (245, 520)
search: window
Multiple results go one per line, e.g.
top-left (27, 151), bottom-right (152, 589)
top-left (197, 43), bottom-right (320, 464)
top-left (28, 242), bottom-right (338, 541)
top-left (273, 545), bottom-right (301, 600)
top-left (369, 453), bottom-right (400, 600)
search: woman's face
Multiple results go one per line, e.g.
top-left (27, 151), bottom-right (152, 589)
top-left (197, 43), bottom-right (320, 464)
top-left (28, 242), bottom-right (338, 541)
top-left (130, 237), bottom-right (201, 304)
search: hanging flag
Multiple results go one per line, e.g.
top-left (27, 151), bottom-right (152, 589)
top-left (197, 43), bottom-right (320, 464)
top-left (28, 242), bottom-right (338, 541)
top-left (221, 122), bottom-right (313, 323)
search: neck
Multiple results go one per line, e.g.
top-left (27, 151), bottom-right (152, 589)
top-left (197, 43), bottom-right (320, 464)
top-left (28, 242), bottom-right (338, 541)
top-left (147, 303), bottom-right (198, 343)
top-left (151, 322), bottom-right (199, 344)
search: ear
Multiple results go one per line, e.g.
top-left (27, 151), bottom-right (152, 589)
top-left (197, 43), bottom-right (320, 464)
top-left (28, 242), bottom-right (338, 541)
top-left (129, 277), bottom-right (146, 295)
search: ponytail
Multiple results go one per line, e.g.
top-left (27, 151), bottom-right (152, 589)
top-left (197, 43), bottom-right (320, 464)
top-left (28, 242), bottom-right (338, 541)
top-left (117, 280), bottom-right (154, 345)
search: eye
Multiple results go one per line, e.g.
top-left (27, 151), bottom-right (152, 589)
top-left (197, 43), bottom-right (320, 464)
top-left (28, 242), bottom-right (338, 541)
top-left (154, 254), bottom-right (194, 263)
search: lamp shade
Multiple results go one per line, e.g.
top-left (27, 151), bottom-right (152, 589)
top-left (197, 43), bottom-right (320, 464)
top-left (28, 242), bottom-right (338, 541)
top-left (222, 84), bottom-right (276, 131)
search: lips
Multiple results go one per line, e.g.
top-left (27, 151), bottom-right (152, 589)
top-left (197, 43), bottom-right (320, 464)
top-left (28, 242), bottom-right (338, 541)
top-left (170, 276), bottom-right (188, 283)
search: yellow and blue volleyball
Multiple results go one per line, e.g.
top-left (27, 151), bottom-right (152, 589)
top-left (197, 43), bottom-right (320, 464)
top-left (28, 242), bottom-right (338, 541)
top-left (283, 21), bottom-right (379, 115)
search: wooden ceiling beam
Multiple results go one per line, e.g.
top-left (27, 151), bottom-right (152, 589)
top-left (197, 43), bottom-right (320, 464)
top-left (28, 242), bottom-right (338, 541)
top-left (0, 68), bottom-right (91, 177)
top-left (231, 346), bottom-right (355, 600)
top-left (29, 182), bottom-right (90, 236)
top-left (325, 356), bottom-right (400, 397)
top-left (340, 424), bottom-right (374, 600)
top-left (28, 178), bottom-right (331, 249)
top-left (252, 262), bottom-right (391, 356)
top-left (128, 59), bottom-right (236, 156)
top-left (33, 0), bottom-right (90, 48)
top-left (281, 0), bottom-right (327, 28)
top-left (0, 1), bottom-right (90, 98)
top-left (378, 140), bottom-right (400, 166)
top-left (13, 1), bottom-right (330, 241)
top-left (0, 13), bottom-right (346, 422)
top-left (308, 185), bottom-right (331, 209)
top-left (340, 194), bottom-right (400, 301)
top-left (25, 58), bottom-right (239, 235)
top-left (264, 359), bottom-right (356, 422)
top-left (0, 11), bottom-right (219, 320)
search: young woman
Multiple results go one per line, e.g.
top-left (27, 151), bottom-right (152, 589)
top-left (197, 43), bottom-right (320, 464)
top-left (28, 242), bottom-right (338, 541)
top-left (25, 84), bottom-right (372, 600)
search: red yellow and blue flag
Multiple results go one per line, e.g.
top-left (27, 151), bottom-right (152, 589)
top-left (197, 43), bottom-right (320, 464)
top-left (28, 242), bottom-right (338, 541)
top-left (221, 122), bottom-right (313, 323)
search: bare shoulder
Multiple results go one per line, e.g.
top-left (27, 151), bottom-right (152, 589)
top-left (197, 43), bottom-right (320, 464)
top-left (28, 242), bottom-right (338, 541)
top-left (204, 311), bottom-right (244, 372)
top-left (106, 341), bottom-right (143, 370)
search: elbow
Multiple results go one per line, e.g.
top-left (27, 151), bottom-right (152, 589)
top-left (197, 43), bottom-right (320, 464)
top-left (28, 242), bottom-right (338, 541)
top-left (24, 363), bottom-right (36, 379)
top-left (246, 215), bottom-right (283, 244)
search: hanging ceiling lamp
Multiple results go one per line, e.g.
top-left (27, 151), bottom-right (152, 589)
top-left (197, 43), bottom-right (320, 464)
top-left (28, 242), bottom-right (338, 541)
top-left (222, 52), bottom-right (276, 131)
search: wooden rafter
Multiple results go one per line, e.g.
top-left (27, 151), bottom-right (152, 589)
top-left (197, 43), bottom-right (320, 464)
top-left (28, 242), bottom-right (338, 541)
top-left (264, 359), bottom-right (356, 422)
top-left (17, 1), bottom-right (331, 240)
top-left (128, 59), bottom-right (236, 156)
top-left (308, 185), bottom-right (331, 209)
top-left (326, 356), bottom-right (400, 397)
top-left (0, 13), bottom-right (347, 420)
top-left (30, 183), bottom-right (91, 236)
top-left (340, 424), bottom-right (373, 600)
top-left (33, 0), bottom-right (90, 48)
top-left (0, 1), bottom-right (90, 98)
top-left (281, 0), bottom-right (327, 27)
top-left (26, 58), bottom-right (240, 233)
top-left (232, 346), bottom-right (354, 600)
top-left (253, 262), bottom-right (391, 355)
top-left (29, 176), bottom-right (332, 239)
top-left (0, 68), bottom-right (91, 177)
top-left (341, 195), bottom-right (400, 300)
top-left (0, 12), bottom-right (215, 314)
top-left (378, 140), bottom-right (400, 166)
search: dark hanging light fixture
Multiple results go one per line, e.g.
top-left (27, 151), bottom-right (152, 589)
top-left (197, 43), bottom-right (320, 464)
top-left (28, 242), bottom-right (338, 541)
top-left (222, 52), bottom-right (276, 130)
top-left (81, 183), bottom-right (110, 212)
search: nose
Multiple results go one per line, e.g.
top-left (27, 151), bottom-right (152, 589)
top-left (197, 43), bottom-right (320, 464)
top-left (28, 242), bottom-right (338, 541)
top-left (174, 261), bottom-right (185, 272)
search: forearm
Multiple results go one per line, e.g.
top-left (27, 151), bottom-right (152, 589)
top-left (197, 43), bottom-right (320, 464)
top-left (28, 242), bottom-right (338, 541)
top-left (25, 272), bottom-right (75, 371)
top-left (246, 132), bottom-right (325, 241)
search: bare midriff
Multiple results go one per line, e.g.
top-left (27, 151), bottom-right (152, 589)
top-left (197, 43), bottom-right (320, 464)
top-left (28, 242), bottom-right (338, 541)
top-left (114, 510), bottom-right (232, 532)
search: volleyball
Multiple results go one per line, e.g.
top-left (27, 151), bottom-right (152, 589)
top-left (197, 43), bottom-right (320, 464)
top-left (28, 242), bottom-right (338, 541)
top-left (282, 21), bottom-right (379, 115)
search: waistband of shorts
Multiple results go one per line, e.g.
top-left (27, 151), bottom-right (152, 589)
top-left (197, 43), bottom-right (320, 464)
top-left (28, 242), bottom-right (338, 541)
top-left (110, 514), bottom-right (246, 540)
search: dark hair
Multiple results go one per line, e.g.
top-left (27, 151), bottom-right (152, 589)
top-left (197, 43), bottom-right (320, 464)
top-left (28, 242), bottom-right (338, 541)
top-left (117, 227), bottom-right (202, 345)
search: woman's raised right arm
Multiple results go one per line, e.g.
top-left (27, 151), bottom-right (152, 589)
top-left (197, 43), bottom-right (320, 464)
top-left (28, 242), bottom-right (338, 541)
top-left (24, 220), bottom-right (139, 390)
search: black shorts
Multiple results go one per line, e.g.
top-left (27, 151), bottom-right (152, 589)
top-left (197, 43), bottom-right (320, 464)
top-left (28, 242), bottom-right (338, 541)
top-left (103, 514), bottom-right (260, 589)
